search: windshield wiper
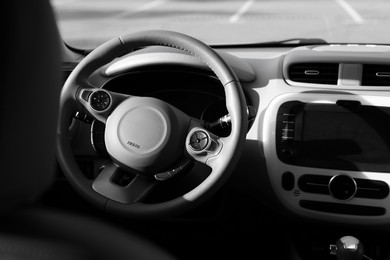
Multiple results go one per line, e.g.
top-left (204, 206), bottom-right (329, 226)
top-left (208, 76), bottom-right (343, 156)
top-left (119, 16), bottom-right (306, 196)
top-left (212, 38), bottom-right (327, 48)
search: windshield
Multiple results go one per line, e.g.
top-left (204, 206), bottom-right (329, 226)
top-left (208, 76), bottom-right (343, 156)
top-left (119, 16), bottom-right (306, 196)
top-left (51, 0), bottom-right (390, 49)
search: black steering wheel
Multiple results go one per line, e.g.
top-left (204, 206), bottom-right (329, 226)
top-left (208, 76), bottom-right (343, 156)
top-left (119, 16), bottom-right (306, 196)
top-left (57, 30), bottom-right (247, 218)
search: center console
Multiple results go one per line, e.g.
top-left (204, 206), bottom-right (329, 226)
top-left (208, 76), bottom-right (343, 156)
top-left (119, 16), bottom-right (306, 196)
top-left (263, 93), bottom-right (390, 224)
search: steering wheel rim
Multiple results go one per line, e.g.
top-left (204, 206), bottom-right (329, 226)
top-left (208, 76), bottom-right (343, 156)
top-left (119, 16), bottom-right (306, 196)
top-left (57, 30), bottom-right (247, 218)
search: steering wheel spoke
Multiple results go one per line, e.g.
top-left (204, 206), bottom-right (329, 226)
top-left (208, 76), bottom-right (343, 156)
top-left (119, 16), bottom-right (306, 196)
top-left (76, 87), bottom-right (130, 123)
top-left (92, 163), bottom-right (156, 204)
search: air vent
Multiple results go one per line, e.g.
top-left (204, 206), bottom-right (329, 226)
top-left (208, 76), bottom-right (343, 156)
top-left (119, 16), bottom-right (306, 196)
top-left (298, 174), bottom-right (331, 195)
top-left (362, 64), bottom-right (390, 86)
top-left (288, 63), bottom-right (339, 84)
top-left (298, 174), bottom-right (389, 199)
top-left (355, 179), bottom-right (389, 199)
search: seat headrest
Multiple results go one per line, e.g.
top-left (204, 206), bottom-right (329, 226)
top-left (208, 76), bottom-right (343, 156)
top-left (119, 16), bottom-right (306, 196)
top-left (2, 0), bottom-right (61, 209)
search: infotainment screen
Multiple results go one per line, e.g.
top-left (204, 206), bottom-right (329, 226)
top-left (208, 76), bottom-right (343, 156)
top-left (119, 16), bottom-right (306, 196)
top-left (300, 104), bottom-right (390, 172)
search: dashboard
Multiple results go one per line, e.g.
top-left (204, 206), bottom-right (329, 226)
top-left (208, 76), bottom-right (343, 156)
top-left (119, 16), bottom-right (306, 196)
top-left (256, 44), bottom-right (390, 225)
top-left (65, 43), bottom-right (390, 226)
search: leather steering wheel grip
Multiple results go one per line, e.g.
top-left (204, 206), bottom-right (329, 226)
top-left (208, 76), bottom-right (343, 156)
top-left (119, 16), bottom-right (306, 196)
top-left (57, 30), bottom-right (247, 218)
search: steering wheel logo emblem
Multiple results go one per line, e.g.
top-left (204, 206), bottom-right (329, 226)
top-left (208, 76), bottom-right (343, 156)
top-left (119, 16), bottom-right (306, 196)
top-left (127, 141), bottom-right (141, 149)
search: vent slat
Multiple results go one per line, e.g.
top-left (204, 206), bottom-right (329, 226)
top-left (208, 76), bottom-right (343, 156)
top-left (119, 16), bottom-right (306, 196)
top-left (288, 63), bottom-right (338, 84)
top-left (362, 64), bottom-right (390, 86)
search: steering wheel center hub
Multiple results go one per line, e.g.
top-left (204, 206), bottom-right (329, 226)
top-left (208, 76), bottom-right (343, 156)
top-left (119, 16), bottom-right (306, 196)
top-left (104, 97), bottom-right (180, 174)
top-left (118, 106), bottom-right (167, 154)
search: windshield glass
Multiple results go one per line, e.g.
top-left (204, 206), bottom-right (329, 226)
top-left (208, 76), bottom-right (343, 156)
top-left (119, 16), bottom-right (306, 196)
top-left (51, 0), bottom-right (390, 49)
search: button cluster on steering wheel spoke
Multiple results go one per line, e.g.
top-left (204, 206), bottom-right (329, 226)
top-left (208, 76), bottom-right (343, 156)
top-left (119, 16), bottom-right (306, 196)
top-left (90, 90), bottom-right (111, 111)
top-left (189, 130), bottom-right (210, 152)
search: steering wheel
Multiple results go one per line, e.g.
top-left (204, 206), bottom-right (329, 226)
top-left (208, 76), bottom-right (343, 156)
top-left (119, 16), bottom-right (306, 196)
top-left (57, 30), bottom-right (247, 218)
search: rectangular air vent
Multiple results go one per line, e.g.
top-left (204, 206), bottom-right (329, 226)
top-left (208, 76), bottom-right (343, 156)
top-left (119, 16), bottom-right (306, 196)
top-left (362, 64), bottom-right (390, 86)
top-left (298, 174), bottom-right (331, 195)
top-left (288, 63), bottom-right (339, 84)
top-left (355, 179), bottom-right (389, 199)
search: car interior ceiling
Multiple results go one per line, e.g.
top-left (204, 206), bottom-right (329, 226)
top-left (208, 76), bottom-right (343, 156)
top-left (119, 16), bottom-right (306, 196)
top-left (5, 0), bottom-right (390, 260)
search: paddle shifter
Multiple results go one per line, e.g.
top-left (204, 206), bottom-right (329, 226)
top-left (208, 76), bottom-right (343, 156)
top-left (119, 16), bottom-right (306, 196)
top-left (330, 236), bottom-right (372, 260)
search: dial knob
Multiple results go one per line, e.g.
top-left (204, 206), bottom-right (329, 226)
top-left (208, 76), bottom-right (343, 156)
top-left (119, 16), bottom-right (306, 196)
top-left (329, 174), bottom-right (357, 201)
top-left (334, 236), bottom-right (364, 260)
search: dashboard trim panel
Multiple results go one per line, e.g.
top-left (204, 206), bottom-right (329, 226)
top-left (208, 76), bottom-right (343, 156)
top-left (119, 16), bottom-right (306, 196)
top-left (263, 92), bottom-right (390, 224)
